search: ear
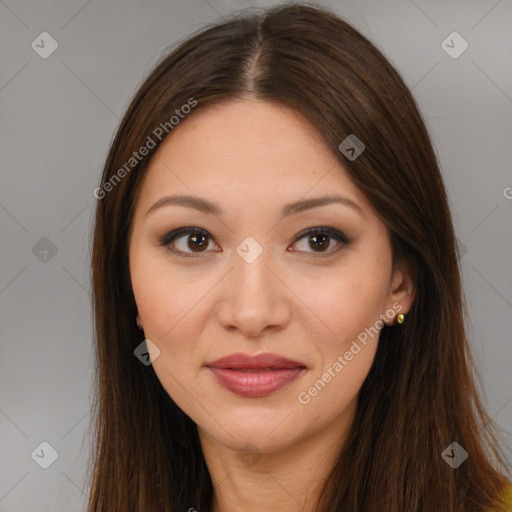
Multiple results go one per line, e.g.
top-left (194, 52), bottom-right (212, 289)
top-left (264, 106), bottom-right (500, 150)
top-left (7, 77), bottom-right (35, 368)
top-left (136, 313), bottom-right (144, 330)
top-left (385, 260), bottom-right (416, 325)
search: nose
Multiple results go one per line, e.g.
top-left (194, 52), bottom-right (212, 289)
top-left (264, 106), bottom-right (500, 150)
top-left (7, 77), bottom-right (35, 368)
top-left (215, 246), bottom-right (291, 339)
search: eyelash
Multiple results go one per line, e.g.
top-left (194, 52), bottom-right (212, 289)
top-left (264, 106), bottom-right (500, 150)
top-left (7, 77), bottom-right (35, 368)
top-left (158, 226), bottom-right (350, 259)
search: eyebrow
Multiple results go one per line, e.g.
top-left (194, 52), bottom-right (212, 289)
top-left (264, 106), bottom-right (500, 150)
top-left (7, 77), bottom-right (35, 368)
top-left (145, 194), bottom-right (364, 218)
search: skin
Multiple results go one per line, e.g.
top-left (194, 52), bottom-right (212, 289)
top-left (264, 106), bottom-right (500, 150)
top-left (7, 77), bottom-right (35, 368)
top-left (128, 97), bottom-right (416, 511)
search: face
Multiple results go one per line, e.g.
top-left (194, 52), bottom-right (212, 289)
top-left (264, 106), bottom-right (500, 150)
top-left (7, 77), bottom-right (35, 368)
top-left (129, 98), bottom-right (414, 455)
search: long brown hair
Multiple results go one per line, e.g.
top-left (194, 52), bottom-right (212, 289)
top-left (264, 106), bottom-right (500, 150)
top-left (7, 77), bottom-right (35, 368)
top-left (88, 3), bottom-right (510, 510)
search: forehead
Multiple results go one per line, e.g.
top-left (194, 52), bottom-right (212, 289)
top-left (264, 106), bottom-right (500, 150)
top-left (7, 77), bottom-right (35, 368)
top-left (137, 98), bottom-right (372, 213)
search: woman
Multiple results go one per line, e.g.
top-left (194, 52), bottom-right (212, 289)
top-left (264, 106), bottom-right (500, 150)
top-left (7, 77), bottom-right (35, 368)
top-left (88, 3), bottom-right (512, 511)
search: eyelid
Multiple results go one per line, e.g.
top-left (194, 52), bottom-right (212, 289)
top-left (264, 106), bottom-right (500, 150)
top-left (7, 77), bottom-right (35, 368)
top-left (158, 227), bottom-right (217, 258)
top-left (159, 226), bottom-right (209, 246)
top-left (289, 227), bottom-right (349, 257)
top-left (159, 226), bottom-right (350, 258)
top-left (292, 226), bottom-right (349, 246)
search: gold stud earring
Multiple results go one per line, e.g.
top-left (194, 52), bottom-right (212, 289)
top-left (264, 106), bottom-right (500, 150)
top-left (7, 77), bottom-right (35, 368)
top-left (397, 313), bottom-right (405, 324)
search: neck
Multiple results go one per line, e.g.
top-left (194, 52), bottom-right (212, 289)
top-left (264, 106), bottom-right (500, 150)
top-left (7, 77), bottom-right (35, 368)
top-left (199, 402), bottom-right (356, 512)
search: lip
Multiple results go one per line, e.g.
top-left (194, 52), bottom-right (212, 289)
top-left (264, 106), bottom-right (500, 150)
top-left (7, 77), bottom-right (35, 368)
top-left (205, 352), bottom-right (306, 398)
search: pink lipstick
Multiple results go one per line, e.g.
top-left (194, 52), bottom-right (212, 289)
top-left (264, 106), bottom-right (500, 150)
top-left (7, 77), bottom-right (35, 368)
top-left (206, 352), bottom-right (306, 398)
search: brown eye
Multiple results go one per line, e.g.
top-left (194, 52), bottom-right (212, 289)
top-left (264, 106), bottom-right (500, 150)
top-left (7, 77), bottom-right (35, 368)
top-left (290, 227), bottom-right (350, 255)
top-left (184, 233), bottom-right (209, 252)
top-left (159, 226), bottom-right (350, 259)
top-left (160, 227), bottom-right (219, 257)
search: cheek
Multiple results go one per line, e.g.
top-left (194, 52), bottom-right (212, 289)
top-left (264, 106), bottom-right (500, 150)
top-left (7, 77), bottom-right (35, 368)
top-left (296, 254), bottom-right (389, 397)
top-left (130, 249), bottom-right (202, 348)
top-left (130, 231), bottom-right (193, 404)
top-left (303, 261), bottom-right (388, 341)
top-left (130, 258), bottom-right (204, 403)
top-left (294, 270), bottom-right (383, 420)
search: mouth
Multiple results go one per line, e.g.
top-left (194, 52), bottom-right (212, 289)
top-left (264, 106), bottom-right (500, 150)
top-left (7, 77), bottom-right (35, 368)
top-left (205, 352), bottom-right (306, 398)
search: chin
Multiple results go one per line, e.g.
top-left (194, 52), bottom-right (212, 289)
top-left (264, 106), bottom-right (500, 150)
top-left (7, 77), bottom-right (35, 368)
top-left (197, 406), bottom-right (305, 453)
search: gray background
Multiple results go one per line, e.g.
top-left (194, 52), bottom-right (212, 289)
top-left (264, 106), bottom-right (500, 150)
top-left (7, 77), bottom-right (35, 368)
top-left (1, 0), bottom-right (511, 510)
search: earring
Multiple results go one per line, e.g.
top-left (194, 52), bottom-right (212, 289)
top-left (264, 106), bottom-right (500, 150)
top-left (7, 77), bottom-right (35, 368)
top-left (136, 319), bottom-right (143, 330)
top-left (397, 313), bottom-right (405, 324)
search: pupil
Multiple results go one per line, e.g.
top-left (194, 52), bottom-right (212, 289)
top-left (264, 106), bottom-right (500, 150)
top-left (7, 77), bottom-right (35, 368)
top-left (189, 234), bottom-right (207, 251)
top-left (310, 234), bottom-right (328, 251)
